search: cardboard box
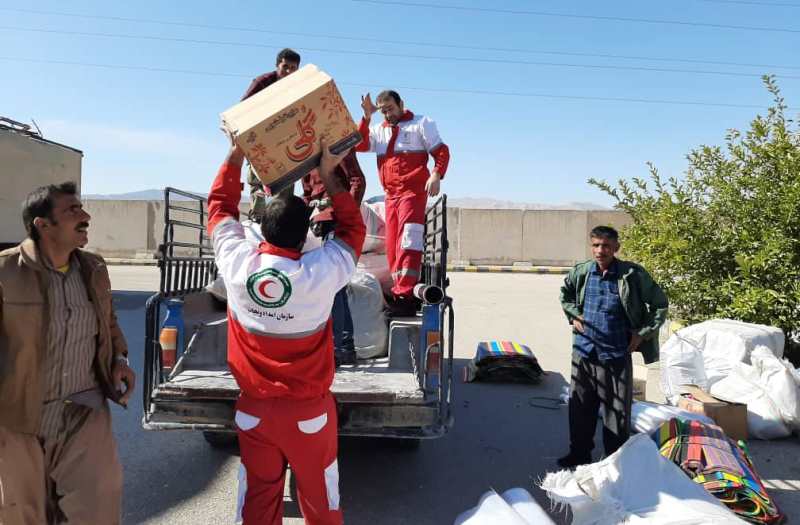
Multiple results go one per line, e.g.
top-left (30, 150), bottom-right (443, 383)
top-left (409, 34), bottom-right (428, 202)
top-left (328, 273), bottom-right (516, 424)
top-left (220, 64), bottom-right (362, 193)
top-left (676, 385), bottom-right (748, 441)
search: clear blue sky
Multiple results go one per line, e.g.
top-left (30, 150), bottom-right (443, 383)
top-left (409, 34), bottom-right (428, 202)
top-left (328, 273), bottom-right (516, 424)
top-left (2, 0), bottom-right (798, 206)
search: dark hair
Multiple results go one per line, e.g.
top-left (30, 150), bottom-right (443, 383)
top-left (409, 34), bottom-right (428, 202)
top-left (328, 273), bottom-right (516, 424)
top-left (276, 48), bottom-right (301, 65)
top-left (260, 194), bottom-right (311, 249)
top-left (376, 90), bottom-right (402, 106)
top-left (22, 181), bottom-right (78, 242)
top-left (590, 225), bottom-right (619, 241)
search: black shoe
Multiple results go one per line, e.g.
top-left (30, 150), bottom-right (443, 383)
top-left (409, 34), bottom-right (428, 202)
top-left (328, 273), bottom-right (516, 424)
top-left (384, 296), bottom-right (420, 318)
top-left (556, 452), bottom-right (591, 469)
top-left (334, 349), bottom-right (357, 367)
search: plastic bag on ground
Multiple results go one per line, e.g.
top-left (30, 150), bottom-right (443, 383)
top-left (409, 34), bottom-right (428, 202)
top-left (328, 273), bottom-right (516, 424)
top-left (347, 271), bottom-right (388, 359)
top-left (541, 433), bottom-right (746, 524)
top-left (357, 253), bottom-right (392, 295)
top-left (454, 487), bottom-right (555, 525)
top-left (660, 319), bottom-right (785, 404)
top-left (709, 347), bottom-right (797, 439)
top-left (360, 200), bottom-right (386, 254)
top-left (631, 400), bottom-right (715, 435)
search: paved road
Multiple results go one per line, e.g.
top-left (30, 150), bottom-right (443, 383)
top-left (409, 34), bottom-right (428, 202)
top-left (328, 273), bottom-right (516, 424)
top-left (108, 267), bottom-right (800, 524)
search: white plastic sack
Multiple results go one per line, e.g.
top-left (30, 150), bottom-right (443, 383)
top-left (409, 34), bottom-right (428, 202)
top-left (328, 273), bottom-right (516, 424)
top-left (709, 365), bottom-right (789, 440)
top-left (661, 319), bottom-right (784, 404)
top-left (751, 347), bottom-right (800, 433)
top-left (360, 200), bottom-right (386, 254)
top-left (454, 487), bottom-right (555, 525)
top-left (631, 401), bottom-right (715, 435)
top-left (710, 347), bottom-right (797, 439)
top-left (357, 253), bottom-right (392, 295)
top-left (541, 433), bottom-right (746, 524)
top-left (660, 333), bottom-right (708, 405)
top-left (347, 271), bottom-right (388, 359)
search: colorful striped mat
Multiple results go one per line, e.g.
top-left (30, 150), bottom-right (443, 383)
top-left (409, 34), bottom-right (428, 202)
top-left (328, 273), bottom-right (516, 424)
top-left (463, 341), bottom-right (544, 384)
top-left (652, 418), bottom-right (784, 524)
top-left (475, 340), bottom-right (536, 360)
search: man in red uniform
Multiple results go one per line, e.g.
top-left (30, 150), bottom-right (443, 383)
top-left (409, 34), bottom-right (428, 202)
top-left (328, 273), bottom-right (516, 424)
top-left (208, 138), bottom-right (365, 524)
top-left (301, 155), bottom-right (366, 366)
top-left (356, 90), bottom-right (450, 315)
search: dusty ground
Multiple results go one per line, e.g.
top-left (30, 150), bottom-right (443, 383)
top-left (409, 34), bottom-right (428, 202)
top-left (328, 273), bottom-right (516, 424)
top-left (108, 267), bottom-right (799, 524)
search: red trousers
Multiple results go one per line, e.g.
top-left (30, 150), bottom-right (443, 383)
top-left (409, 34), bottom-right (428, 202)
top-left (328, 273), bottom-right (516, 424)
top-left (385, 193), bottom-right (427, 298)
top-left (235, 393), bottom-right (342, 525)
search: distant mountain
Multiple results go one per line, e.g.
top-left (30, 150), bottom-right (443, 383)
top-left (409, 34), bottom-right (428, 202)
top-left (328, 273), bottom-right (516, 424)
top-left (447, 197), bottom-right (609, 210)
top-left (84, 189), bottom-right (608, 210)
top-left (84, 189), bottom-right (205, 201)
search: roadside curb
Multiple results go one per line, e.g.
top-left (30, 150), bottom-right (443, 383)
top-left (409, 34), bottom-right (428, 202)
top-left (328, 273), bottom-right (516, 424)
top-left (104, 259), bottom-right (570, 274)
top-left (106, 258), bottom-right (158, 266)
top-left (446, 265), bottom-right (570, 274)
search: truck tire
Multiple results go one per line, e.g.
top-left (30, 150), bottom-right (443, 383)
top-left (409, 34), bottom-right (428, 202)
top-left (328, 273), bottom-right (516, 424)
top-left (203, 431), bottom-right (238, 449)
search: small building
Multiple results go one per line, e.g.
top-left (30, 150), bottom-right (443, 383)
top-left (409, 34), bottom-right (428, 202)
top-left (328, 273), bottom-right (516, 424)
top-left (0, 117), bottom-right (83, 248)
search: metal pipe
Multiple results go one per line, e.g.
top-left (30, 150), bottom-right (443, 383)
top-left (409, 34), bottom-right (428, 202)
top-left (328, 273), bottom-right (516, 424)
top-left (413, 283), bottom-right (444, 304)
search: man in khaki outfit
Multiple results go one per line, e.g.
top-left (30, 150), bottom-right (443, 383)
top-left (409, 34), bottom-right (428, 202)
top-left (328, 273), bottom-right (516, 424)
top-left (0, 182), bottom-right (135, 524)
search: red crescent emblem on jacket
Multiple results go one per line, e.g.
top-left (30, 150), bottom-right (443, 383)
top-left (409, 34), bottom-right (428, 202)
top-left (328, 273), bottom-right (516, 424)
top-left (258, 279), bottom-right (277, 299)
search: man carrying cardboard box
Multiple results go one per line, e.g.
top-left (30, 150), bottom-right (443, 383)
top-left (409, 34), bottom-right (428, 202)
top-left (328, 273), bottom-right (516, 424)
top-left (207, 137), bottom-right (365, 524)
top-left (241, 48), bottom-right (302, 215)
top-left (357, 90), bottom-right (450, 316)
top-left (558, 226), bottom-right (668, 468)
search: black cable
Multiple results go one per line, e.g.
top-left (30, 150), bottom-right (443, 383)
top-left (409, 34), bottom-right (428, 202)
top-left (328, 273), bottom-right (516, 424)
top-left (352, 0), bottom-right (800, 34)
top-left (0, 55), bottom-right (775, 110)
top-left (2, 26), bottom-right (796, 80)
top-left (3, 7), bottom-right (800, 70)
top-left (696, 0), bottom-right (800, 6)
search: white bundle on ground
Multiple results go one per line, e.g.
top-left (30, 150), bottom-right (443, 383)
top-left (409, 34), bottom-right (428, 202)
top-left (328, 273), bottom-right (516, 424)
top-left (360, 200), bottom-right (386, 254)
top-left (347, 271), bottom-right (388, 359)
top-left (540, 434), bottom-right (746, 524)
top-left (709, 346), bottom-right (800, 439)
top-left (631, 401), bottom-right (715, 434)
top-left (357, 253), bottom-right (392, 295)
top-left (454, 487), bottom-right (555, 525)
top-left (660, 319), bottom-right (784, 404)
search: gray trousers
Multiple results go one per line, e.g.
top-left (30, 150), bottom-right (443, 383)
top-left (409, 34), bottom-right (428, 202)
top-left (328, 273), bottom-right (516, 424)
top-left (568, 349), bottom-right (633, 458)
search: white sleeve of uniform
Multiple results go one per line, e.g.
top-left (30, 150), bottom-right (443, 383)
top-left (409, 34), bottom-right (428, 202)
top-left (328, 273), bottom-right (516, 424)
top-left (212, 218), bottom-right (255, 285)
top-left (419, 116), bottom-right (444, 152)
top-left (300, 236), bottom-right (358, 295)
top-left (369, 123), bottom-right (380, 152)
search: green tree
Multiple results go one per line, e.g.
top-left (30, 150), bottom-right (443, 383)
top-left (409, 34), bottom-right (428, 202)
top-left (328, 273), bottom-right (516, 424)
top-left (590, 77), bottom-right (800, 357)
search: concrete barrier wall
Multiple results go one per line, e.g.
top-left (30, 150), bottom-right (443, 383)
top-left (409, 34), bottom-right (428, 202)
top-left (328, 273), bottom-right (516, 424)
top-left (82, 199), bottom-right (630, 266)
top-left (83, 201), bottom-right (151, 258)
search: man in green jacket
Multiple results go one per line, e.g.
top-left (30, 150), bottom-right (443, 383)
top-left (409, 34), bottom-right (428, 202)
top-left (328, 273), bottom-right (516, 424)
top-left (558, 225), bottom-right (667, 468)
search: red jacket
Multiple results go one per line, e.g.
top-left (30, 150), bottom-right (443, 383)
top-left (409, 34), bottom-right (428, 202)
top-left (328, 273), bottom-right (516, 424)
top-left (356, 110), bottom-right (450, 199)
top-left (241, 71), bottom-right (279, 100)
top-left (301, 151), bottom-right (366, 223)
top-left (207, 159), bottom-right (366, 399)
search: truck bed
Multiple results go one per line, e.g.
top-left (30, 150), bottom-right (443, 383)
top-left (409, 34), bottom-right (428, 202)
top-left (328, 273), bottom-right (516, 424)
top-left (154, 358), bottom-right (424, 404)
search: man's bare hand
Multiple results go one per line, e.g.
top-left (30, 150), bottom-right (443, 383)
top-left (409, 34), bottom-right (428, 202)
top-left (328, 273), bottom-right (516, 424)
top-left (226, 142), bottom-right (246, 166)
top-left (318, 137), bottom-right (349, 195)
top-left (319, 137), bottom-right (350, 175)
top-left (628, 332), bottom-right (644, 353)
top-left (361, 93), bottom-right (378, 120)
top-left (425, 173), bottom-right (441, 197)
top-left (112, 360), bottom-right (136, 407)
top-left (572, 317), bottom-right (585, 333)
